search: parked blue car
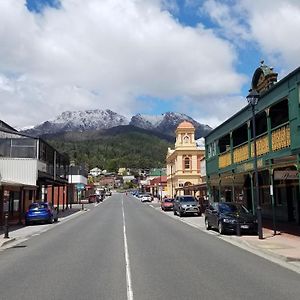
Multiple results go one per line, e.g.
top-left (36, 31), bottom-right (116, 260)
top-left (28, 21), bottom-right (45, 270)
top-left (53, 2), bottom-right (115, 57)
top-left (25, 202), bottom-right (58, 225)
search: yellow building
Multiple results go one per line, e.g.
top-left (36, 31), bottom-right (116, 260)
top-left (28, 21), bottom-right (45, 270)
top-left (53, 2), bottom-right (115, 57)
top-left (166, 121), bottom-right (205, 197)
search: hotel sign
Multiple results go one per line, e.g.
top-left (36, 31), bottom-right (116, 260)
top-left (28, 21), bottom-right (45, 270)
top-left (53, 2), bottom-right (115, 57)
top-left (274, 170), bottom-right (299, 180)
top-left (236, 159), bottom-right (263, 173)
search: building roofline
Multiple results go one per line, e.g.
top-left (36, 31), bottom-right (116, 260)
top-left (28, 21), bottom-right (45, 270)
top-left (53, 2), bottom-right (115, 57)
top-left (0, 120), bottom-right (18, 132)
top-left (205, 66), bottom-right (300, 139)
top-left (0, 127), bottom-right (69, 161)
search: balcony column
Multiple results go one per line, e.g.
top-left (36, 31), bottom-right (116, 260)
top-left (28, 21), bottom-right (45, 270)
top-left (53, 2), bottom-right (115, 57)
top-left (57, 186), bottom-right (60, 213)
top-left (218, 176), bottom-right (222, 202)
top-left (207, 177), bottom-right (212, 202)
top-left (51, 185), bottom-right (55, 206)
top-left (249, 173), bottom-right (255, 216)
top-left (62, 185), bottom-right (65, 211)
top-left (269, 168), bottom-right (276, 235)
top-left (231, 174), bottom-right (235, 202)
top-left (230, 131), bottom-right (234, 165)
top-left (18, 187), bottom-right (24, 225)
top-left (266, 108), bottom-right (272, 151)
top-left (247, 120), bottom-right (251, 158)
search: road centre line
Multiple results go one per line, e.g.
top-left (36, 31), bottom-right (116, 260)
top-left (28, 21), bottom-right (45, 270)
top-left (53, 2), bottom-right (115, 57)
top-left (122, 197), bottom-right (134, 300)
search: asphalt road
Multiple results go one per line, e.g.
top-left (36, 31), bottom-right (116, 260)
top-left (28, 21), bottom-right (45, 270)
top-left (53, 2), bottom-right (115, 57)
top-left (0, 193), bottom-right (300, 300)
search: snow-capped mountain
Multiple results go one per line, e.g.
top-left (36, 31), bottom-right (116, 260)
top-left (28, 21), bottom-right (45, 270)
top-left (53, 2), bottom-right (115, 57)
top-left (22, 109), bottom-right (212, 138)
top-left (24, 109), bottom-right (129, 136)
top-left (129, 113), bottom-right (164, 130)
top-left (130, 112), bottom-right (212, 138)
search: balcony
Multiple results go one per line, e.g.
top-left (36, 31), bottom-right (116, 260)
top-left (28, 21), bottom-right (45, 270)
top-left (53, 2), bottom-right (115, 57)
top-left (219, 151), bottom-right (231, 169)
top-left (233, 142), bottom-right (248, 164)
top-left (271, 123), bottom-right (290, 151)
top-left (218, 123), bottom-right (291, 169)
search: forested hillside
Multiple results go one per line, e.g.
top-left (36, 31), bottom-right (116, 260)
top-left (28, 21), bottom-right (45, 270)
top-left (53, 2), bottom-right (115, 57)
top-left (46, 127), bottom-right (173, 171)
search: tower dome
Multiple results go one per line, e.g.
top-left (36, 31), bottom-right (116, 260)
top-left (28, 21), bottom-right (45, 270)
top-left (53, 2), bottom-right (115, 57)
top-left (177, 121), bottom-right (194, 129)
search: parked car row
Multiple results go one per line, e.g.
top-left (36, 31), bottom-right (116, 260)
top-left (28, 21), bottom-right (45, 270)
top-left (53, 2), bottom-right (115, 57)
top-left (159, 195), bottom-right (258, 236)
top-left (160, 195), bottom-right (201, 217)
top-left (88, 190), bottom-right (112, 203)
top-left (132, 191), bottom-right (153, 202)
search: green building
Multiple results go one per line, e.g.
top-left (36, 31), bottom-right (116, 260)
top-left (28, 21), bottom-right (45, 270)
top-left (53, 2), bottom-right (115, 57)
top-left (205, 63), bottom-right (300, 225)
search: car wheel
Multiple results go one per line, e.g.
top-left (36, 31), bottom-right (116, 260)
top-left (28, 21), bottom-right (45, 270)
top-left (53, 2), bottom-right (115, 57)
top-left (218, 221), bottom-right (225, 234)
top-left (205, 218), bottom-right (211, 230)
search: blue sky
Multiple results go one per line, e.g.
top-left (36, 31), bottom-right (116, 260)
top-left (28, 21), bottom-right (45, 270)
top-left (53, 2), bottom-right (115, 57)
top-left (1, 1), bottom-right (300, 127)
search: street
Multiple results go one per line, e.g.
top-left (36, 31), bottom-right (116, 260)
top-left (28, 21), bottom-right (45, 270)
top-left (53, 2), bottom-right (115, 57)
top-left (0, 194), bottom-right (300, 300)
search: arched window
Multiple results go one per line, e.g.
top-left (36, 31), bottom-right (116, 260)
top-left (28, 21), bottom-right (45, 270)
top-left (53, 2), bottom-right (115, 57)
top-left (183, 135), bottom-right (190, 144)
top-left (184, 157), bottom-right (190, 169)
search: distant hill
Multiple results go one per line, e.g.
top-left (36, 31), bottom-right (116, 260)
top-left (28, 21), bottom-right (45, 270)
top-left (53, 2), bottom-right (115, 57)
top-left (45, 125), bottom-right (173, 171)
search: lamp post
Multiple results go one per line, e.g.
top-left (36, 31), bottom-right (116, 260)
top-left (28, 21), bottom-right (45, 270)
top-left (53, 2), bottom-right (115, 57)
top-left (247, 89), bottom-right (263, 240)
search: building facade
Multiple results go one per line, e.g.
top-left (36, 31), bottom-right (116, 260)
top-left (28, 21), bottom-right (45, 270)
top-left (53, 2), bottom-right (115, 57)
top-left (0, 123), bottom-right (69, 225)
top-left (166, 121), bottom-right (205, 197)
top-left (205, 63), bottom-right (300, 225)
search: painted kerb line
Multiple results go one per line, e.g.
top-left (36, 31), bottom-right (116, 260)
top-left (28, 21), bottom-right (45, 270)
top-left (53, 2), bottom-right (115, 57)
top-left (122, 197), bottom-right (134, 300)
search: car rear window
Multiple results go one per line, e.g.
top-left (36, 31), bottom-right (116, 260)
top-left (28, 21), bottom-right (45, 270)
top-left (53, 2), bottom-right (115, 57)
top-left (219, 203), bottom-right (249, 213)
top-left (180, 197), bottom-right (196, 202)
top-left (164, 199), bottom-right (173, 202)
top-left (29, 203), bottom-right (48, 209)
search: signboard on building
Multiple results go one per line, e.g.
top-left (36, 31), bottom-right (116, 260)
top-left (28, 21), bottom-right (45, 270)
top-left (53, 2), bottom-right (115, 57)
top-left (274, 170), bottom-right (299, 180)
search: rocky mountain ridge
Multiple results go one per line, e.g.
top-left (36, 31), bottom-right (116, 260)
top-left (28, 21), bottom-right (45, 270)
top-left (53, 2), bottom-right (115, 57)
top-left (23, 109), bottom-right (212, 138)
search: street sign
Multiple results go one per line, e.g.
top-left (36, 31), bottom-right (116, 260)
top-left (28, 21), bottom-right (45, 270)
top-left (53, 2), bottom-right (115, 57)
top-left (274, 170), bottom-right (299, 180)
top-left (76, 183), bottom-right (85, 191)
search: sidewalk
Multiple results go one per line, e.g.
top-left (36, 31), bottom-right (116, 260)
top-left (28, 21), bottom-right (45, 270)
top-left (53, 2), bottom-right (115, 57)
top-left (0, 204), bottom-right (89, 248)
top-left (154, 206), bottom-right (300, 268)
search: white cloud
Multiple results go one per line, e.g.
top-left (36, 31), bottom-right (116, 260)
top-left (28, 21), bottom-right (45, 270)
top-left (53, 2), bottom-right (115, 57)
top-left (201, 0), bottom-right (250, 45)
top-left (175, 94), bottom-right (246, 128)
top-left (201, 0), bottom-right (300, 72)
top-left (0, 0), bottom-right (245, 128)
top-left (243, 0), bottom-right (300, 69)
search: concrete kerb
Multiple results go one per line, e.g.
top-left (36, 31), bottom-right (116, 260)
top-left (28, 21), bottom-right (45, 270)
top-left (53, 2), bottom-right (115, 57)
top-left (149, 204), bottom-right (300, 273)
top-left (222, 235), bottom-right (300, 263)
top-left (0, 238), bottom-right (16, 248)
top-left (0, 207), bottom-right (90, 250)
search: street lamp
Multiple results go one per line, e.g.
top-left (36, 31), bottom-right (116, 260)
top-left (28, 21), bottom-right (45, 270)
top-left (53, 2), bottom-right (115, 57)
top-left (247, 89), bottom-right (263, 240)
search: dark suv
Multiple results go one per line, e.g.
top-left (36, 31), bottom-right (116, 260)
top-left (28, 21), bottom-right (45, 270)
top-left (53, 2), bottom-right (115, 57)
top-left (173, 195), bottom-right (201, 217)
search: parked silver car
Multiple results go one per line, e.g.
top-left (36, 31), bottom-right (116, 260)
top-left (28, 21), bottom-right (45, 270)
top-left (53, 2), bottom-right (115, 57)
top-left (173, 195), bottom-right (201, 217)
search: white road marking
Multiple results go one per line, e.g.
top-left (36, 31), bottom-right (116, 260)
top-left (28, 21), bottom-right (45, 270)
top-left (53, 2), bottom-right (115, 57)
top-left (122, 198), bottom-right (134, 300)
